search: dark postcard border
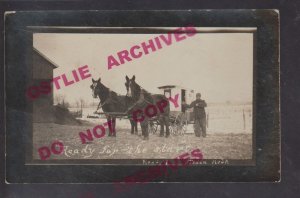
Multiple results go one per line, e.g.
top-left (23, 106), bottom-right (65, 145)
top-left (5, 10), bottom-right (279, 183)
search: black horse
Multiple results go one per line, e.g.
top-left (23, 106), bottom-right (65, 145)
top-left (125, 75), bottom-right (170, 139)
top-left (90, 78), bottom-right (138, 136)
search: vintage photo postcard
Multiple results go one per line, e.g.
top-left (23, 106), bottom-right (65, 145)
top-left (5, 10), bottom-right (279, 183)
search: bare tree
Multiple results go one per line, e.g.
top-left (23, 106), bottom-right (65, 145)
top-left (63, 101), bottom-right (70, 108)
top-left (75, 100), bottom-right (80, 108)
top-left (54, 94), bottom-right (66, 105)
top-left (79, 98), bottom-right (86, 110)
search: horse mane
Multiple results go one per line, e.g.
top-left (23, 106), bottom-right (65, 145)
top-left (98, 82), bottom-right (119, 101)
top-left (141, 88), bottom-right (154, 103)
top-left (132, 81), bottom-right (166, 104)
top-left (96, 81), bottom-right (133, 112)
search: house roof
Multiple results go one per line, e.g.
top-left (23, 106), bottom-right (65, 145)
top-left (33, 47), bottom-right (59, 69)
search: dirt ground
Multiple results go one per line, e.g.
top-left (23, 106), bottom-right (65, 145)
top-left (33, 122), bottom-right (252, 160)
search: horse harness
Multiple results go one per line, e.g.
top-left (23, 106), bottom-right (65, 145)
top-left (126, 88), bottom-right (154, 113)
top-left (95, 85), bottom-right (154, 114)
top-left (95, 89), bottom-right (118, 111)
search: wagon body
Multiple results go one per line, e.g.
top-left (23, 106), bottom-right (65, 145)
top-left (147, 85), bottom-right (197, 135)
top-left (157, 85), bottom-right (195, 124)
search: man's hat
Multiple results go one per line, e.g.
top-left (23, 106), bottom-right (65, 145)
top-left (196, 93), bottom-right (201, 97)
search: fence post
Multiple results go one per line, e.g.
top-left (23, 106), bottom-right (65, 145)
top-left (243, 109), bottom-right (246, 130)
top-left (206, 112), bottom-right (209, 128)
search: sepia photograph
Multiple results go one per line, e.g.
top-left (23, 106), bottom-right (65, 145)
top-left (29, 27), bottom-right (255, 164)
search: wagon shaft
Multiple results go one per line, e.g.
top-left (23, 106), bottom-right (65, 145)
top-left (93, 111), bottom-right (128, 118)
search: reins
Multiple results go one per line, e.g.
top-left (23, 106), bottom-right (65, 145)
top-left (94, 83), bottom-right (156, 115)
top-left (125, 85), bottom-right (154, 113)
top-left (95, 88), bottom-right (116, 112)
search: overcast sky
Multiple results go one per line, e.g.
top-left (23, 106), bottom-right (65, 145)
top-left (33, 28), bottom-right (253, 104)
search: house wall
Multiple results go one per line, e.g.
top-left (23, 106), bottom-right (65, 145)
top-left (33, 51), bottom-right (54, 79)
top-left (32, 50), bottom-right (55, 123)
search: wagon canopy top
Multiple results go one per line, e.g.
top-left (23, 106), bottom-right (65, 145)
top-left (157, 85), bottom-right (177, 89)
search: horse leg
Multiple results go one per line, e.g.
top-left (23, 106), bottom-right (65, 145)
top-left (159, 116), bottom-right (164, 137)
top-left (140, 122), bottom-right (145, 137)
top-left (165, 116), bottom-right (170, 138)
top-left (141, 119), bottom-right (149, 140)
top-left (134, 122), bottom-right (138, 134)
top-left (107, 116), bottom-right (112, 137)
top-left (144, 119), bottom-right (149, 139)
top-left (112, 117), bottom-right (116, 137)
top-left (130, 119), bottom-right (134, 134)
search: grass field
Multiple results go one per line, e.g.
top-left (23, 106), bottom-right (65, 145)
top-left (33, 122), bottom-right (252, 160)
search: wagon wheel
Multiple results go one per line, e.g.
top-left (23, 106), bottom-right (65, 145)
top-left (170, 120), bottom-right (180, 136)
top-left (169, 125), bottom-right (174, 134)
top-left (168, 117), bottom-right (175, 135)
top-left (169, 123), bottom-right (177, 135)
top-left (171, 115), bottom-right (183, 136)
top-left (148, 120), bottom-right (158, 134)
top-left (177, 123), bottom-right (187, 135)
top-left (177, 114), bottom-right (188, 136)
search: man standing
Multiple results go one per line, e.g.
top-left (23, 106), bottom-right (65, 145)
top-left (183, 93), bottom-right (207, 137)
